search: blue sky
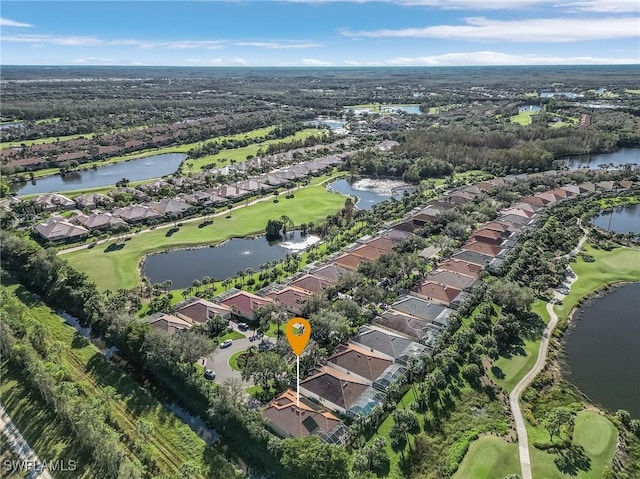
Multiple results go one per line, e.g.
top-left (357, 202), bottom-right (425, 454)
top-left (1, 1), bottom-right (638, 66)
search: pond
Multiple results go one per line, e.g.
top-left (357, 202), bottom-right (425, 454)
top-left (328, 178), bottom-right (414, 210)
top-left (345, 104), bottom-right (423, 115)
top-left (591, 204), bottom-right (640, 234)
top-left (14, 152), bottom-right (187, 195)
top-left (563, 148), bottom-right (640, 170)
top-left (142, 231), bottom-right (320, 289)
top-left (519, 105), bottom-right (541, 112)
top-left (305, 118), bottom-right (346, 131)
top-left (540, 91), bottom-right (581, 99)
top-left (0, 121), bottom-right (25, 130)
top-left (564, 283), bottom-right (640, 417)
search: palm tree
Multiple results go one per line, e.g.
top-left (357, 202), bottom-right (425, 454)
top-left (162, 280), bottom-right (173, 294)
top-left (202, 276), bottom-right (211, 290)
top-left (237, 270), bottom-right (246, 286)
top-left (280, 215), bottom-right (293, 235)
top-left (192, 279), bottom-right (201, 293)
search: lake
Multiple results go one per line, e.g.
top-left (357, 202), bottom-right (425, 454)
top-left (15, 153), bottom-right (187, 195)
top-left (563, 148), bottom-right (640, 170)
top-left (591, 204), bottom-right (640, 234)
top-left (541, 91), bottom-right (581, 99)
top-left (305, 118), bottom-right (346, 131)
top-left (0, 121), bottom-right (25, 130)
top-left (345, 104), bottom-right (423, 115)
top-left (142, 231), bottom-right (320, 289)
top-left (564, 283), bottom-right (640, 417)
top-left (328, 178), bottom-right (414, 210)
top-left (519, 105), bottom-right (541, 112)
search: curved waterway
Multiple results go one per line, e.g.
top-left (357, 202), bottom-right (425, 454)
top-left (564, 283), bottom-right (640, 417)
top-left (15, 152), bottom-right (186, 195)
top-left (142, 231), bottom-right (320, 289)
top-left (591, 204), bottom-right (640, 234)
top-left (328, 178), bottom-right (414, 210)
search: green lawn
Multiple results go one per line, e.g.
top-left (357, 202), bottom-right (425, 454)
top-left (228, 351), bottom-right (246, 371)
top-left (556, 244), bottom-right (640, 320)
top-left (453, 436), bottom-right (521, 479)
top-left (186, 128), bottom-right (323, 172)
top-left (63, 173), bottom-right (348, 291)
top-left (491, 298), bottom-right (550, 393)
top-left (529, 411), bottom-right (617, 479)
top-left (509, 109), bottom-right (539, 125)
top-left (2, 282), bottom-right (236, 479)
top-left (220, 330), bottom-right (245, 341)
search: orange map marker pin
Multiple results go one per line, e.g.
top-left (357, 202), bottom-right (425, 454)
top-left (285, 318), bottom-right (311, 405)
top-left (285, 317), bottom-right (311, 356)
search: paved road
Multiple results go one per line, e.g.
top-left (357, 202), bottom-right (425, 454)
top-left (202, 321), bottom-right (274, 386)
top-left (510, 222), bottom-right (587, 479)
top-left (0, 405), bottom-right (53, 479)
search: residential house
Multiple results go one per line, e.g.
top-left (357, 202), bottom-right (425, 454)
top-left (313, 264), bottom-right (350, 282)
top-left (290, 274), bottom-right (336, 294)
top-left (350, 325), bottom-right (428, 365)
top-left (333, 253), bottom-right (368, 271)
top-left (148, 313), bottom-right (192, 335)
top-left (174, 298), bottom-right (233, 324)
top-left (73, 193), bottom-right (113, 210)
top-left (267, 286), bottom-right (313, 316)
top-left (112, 205), bottom-right (164, 224)
top-left (375, 309), bottom-right (443, 347)
top-left (462, 241), bottom-right (503, 257)
top-left (325, 343), bottom-right (394, 385)
top-left (34, 219), bottom-right (90, 243)
top-left (411, 281), bottom-right (465, 308)
top-left (219, 290), bottom-right (274, 321)
top-left (452, 250), bottom-right (493, 266)
top-left (148, 198), bottom-right (192, 216)
top-left (31, 193), bottom-right (75, 212)
top-left (390, 295), bottom-right (453, 327)
top-left (263, 390), bottom-right (349, 445)
top-left (437, 258), bottom-right (483, 279)
top-left (74, 212), bottom-right (128, 231)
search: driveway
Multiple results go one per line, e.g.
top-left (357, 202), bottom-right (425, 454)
top-left (203, 322), bottom-right (273, 386)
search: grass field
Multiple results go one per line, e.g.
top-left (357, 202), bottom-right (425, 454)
top-left (529, 411), bottom-right (617, 479)
top-left (556, 244), bottom-right (640, 320)
top-left (509, 109), bottom-right (539, 125)
top-left (2, 282), bottom-right (236, 479)
top-left (491, 298), bottom-right (550, 393)
top-left (228, 351), bottom-right (245, 371)
top-left (452, 436), bottom-right (521, 479)
top-left (186, 128), bottom-right (323, 172)
top-left (63, 173), bottom-right (348, 291)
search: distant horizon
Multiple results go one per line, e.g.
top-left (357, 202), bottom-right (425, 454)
top-left (1, 1), bottom-right (638, 67)
top-left (2, 63), bottom-right (639, 68)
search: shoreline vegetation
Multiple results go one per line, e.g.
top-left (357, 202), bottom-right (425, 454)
top-left (463, 240), bottom-right (640, 479)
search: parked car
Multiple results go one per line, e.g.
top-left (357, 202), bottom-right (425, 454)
top-left (238, 323), bottom-right (249, 331)
top-left (220, 339), bottom-right (233, 348)
top-left (204, 368), bottom-right (216, 380)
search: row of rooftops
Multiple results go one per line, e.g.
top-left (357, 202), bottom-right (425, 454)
top-left (151, 172), bottom-right (638, 445)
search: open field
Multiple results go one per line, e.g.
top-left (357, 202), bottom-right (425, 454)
top-left (453, 436), bottom-right (521, 479)
top-left (556, 244), bottom-right (640, 320)
top-left (1, 281), bottom-right (235, 479)
top-left (63, 173), bottom-right (348, 291)
top-left (509, 109), bottom-right (539, 125)
top-left (186, 128), bottom-right (323, 172)
top-left (528, 411), bottom-right (617, 479)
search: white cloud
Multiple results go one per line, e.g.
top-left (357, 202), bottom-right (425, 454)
top-left (234, 41), bottom-right (322, 49)
top-left (385, 50), bottom-right (639, 65)
top-left (341, 16), bottom-right (639, 42)
top-left (344, 59), bottom-right (361, 65)
top-left (184, 57), bottom-right (247, 65)
top-left (284, 0), bottom-right (639, 11)
top-left (1, 34), bottom-right (227, 49)
top-left (301, 58), bottom-right (335, 65)
top-left (0, 17), bottom-right (33, 28)
top-left (71, 57), bottom-right (114, 64)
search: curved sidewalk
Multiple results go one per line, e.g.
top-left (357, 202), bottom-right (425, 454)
top-left (510, 224), bottom-right (587, 479)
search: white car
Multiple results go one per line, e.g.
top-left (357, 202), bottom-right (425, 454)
top-left (204, 368), bottom-right (216, 380)
top-left (220, 339), bottom-right (233, 348)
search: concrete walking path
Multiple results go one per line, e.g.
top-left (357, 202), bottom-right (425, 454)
top-left (510, 221), bottom-right (587, 479)
top-left (0, 405), bottom-right (53, 479)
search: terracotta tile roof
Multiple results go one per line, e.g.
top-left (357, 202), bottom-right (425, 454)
top-left (290, 274), bottom-right (336, 294)
top-left (462, 240), bottom-right (502, 257)
top-left (520, 196), bottom-right (547, 207)
top-left (313, 264), bottom-right (350, 281)
top-left (220, 291), bottom-right (273, 320)
top-left (175, 298), bottom-right (232, 324)
top-left (351, 245), bottom-right (385, 261)
top-left (326, 343), bottom-right (393, 382)
top-left (333, 254), bottom-right (368, 271)
top-left (437, 258), bottom-right (483, 279)
top-left (411, 281), bottom-right (462, 305)
top-left (300, 367), bottom-right (369, 410)
top-left (263, 390), bottom-right (342, 440)
top-left (149, 313), bottom-right (192, 335)
top-left (365, 237), bottom-right (397, 253)
top-left (267, 286), bottom-right (313, 315)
